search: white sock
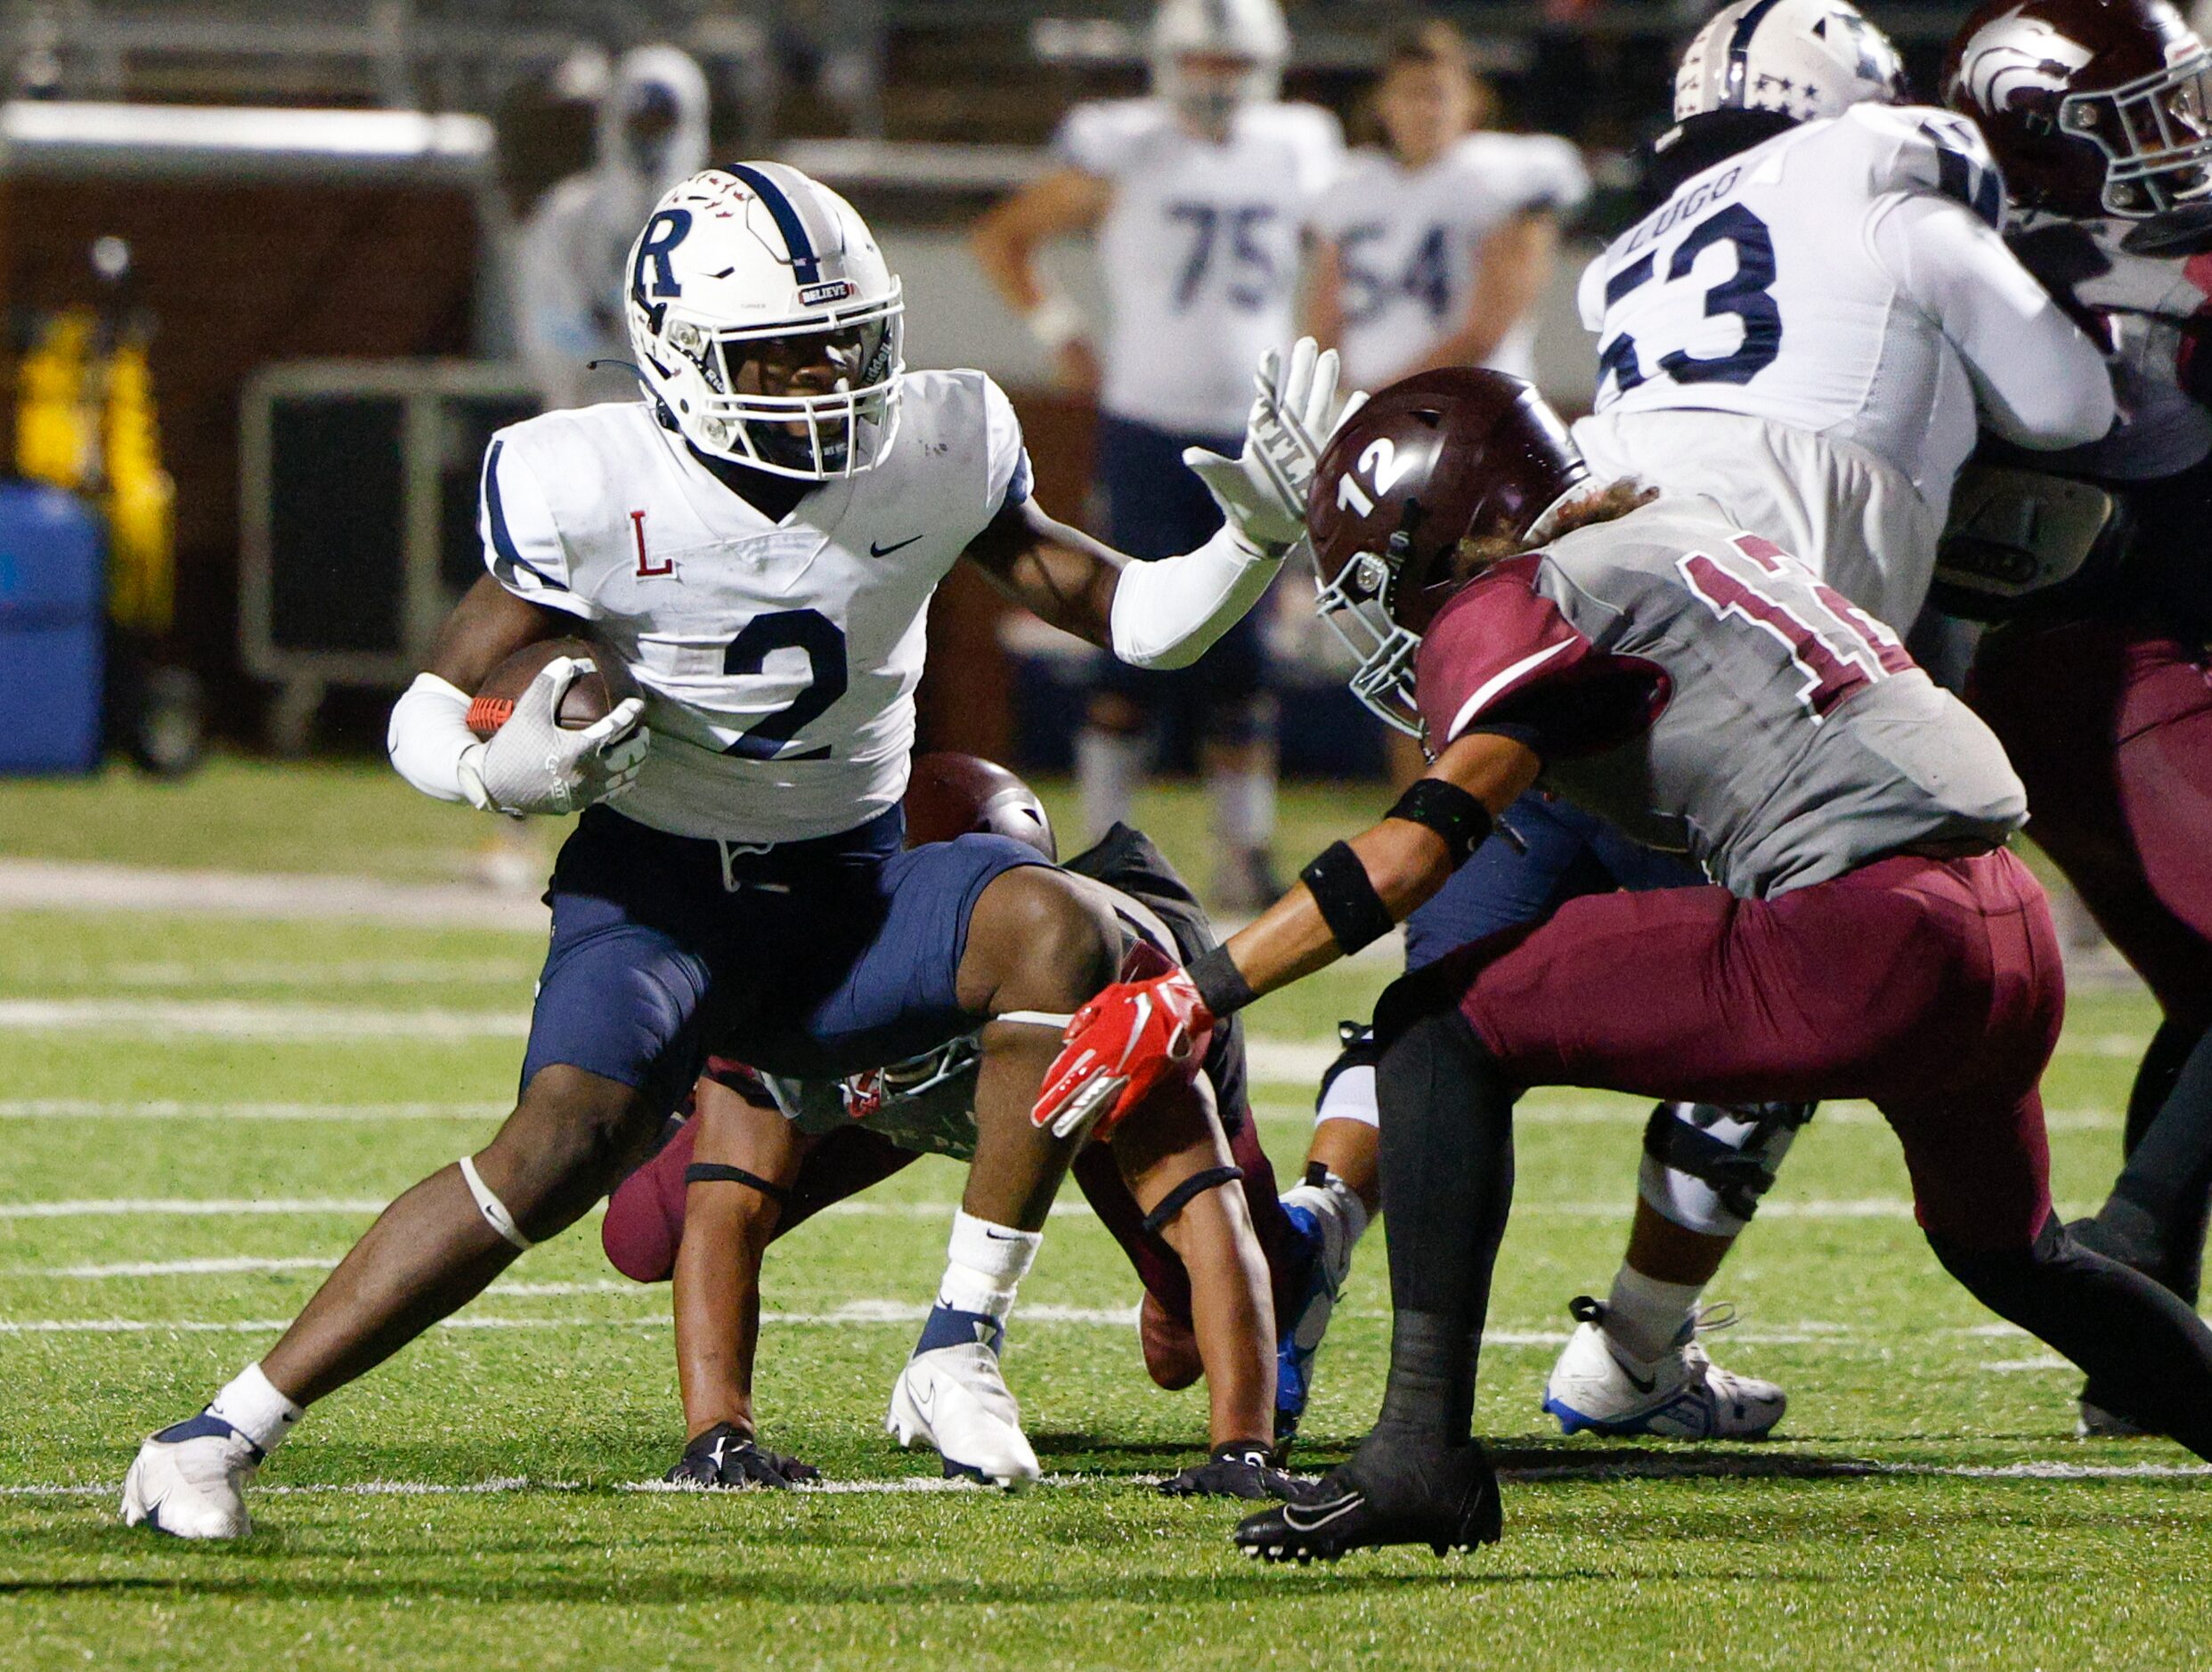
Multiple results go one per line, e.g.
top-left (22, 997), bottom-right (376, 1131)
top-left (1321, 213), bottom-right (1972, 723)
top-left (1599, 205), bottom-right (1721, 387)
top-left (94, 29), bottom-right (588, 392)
top-left (207, 1362), bottom-right (305, 1455)
top-left (1076, 726), bottom-right (1144, 841)
top-left (936, 1210), bottom-right (1042, 1322)
top-left (1208, 763), bottom-right (1276, 852)
top-left (1602, 1265), bottom-right (1706, 1363)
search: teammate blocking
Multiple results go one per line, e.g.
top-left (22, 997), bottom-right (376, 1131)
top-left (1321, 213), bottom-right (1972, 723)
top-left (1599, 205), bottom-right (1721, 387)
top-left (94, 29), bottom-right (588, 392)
top-left (1038, 369), bottom-right (2212, 1562)
top-left (120, 164), bottom-right (1353, 1538)
top-left (1304, 0), bottom-right (2117, 1444)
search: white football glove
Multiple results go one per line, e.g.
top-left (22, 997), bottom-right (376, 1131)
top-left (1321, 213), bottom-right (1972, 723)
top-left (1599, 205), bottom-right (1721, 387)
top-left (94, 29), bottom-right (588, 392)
top-left (1182, 337), bottom-right (1367, 556)
top-left (462, 657), bottom-right (648, 816)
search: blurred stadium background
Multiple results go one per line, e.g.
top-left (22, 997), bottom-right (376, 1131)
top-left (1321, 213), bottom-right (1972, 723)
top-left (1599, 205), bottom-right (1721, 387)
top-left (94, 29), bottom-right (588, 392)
top-left (0, 0), bottom-right (1994, 800)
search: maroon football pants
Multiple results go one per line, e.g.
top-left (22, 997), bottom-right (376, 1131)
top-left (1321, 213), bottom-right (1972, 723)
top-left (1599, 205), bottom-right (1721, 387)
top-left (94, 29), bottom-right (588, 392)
top-left (1971, 615), bottom-right (2212, 1029)
top-left (601, 1100), bottom-right (1302, 1331)
top-left (1427, 848), bottom-right (2065, 1250)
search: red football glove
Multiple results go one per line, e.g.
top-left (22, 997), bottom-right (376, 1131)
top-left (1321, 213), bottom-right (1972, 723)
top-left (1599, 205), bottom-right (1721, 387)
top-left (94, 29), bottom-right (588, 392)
top-left (1030, 941), bottom-right (1215, 1142)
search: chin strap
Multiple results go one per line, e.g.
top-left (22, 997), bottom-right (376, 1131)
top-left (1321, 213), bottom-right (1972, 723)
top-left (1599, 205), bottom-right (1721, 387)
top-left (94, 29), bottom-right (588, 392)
top-left (995, 1010), bottom-right (1075, 1030)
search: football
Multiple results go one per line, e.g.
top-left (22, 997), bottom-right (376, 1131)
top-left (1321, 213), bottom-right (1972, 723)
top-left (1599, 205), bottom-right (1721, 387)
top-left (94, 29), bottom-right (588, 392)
top-left (464, 637), bottom-right (638, 739)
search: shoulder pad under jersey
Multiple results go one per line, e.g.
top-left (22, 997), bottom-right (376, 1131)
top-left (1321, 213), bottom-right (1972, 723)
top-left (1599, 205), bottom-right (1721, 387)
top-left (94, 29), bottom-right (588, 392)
top-left (1836, 101), bottom-right (2005, 231)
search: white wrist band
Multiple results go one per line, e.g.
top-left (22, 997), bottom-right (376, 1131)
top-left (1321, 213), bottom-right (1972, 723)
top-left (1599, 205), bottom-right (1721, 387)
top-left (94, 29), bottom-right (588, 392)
top-left (388, 672), bottom-right (493, 808)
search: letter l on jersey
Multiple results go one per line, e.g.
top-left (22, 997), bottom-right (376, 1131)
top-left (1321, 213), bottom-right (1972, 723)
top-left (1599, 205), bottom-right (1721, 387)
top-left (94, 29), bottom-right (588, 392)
top-left (631, 510), bottom-right (673, 579)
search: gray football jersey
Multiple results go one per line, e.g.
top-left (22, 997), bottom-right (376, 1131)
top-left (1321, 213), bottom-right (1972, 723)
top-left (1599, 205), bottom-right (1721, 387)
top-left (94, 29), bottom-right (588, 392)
top-left (1413, 496), bottom-right (2027, 897)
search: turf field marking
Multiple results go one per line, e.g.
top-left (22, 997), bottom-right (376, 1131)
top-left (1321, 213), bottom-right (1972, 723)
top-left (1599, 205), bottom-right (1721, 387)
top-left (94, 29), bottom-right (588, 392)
top-left (13, 1256), bottom-right (341, 1278)
top-left (10, 1458), bottom-right (2208, 1504)
top-left (105, 958), bottom-right (536, 987)
top-left (0, 1100), bottom-right (504, 1121)
top-left (0, 1194), bottom-right (2098, 1222)
top-left (0, 999), bottom-right (532, 1040)
top-left (0, 1197), bottom-right (393, 1219)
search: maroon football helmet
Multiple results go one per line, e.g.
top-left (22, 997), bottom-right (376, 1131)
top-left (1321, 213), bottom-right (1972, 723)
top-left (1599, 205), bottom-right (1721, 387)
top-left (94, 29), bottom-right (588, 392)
top-left (1305, 368), bottom-right (1586, 736)
top-left (1944, 0), bottom-right (2212, 222)
top-left (903, 751), bottom-right (1056, 860)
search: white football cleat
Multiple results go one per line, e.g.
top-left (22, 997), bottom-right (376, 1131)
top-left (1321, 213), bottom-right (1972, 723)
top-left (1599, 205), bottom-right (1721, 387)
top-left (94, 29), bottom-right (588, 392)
top-left (886, 1308), bottom-right (1040, 1489)
top-left (120, 1414), bottom-right (262, 1538)
top-left (1542, 1296), bottom-right (1785, 1441)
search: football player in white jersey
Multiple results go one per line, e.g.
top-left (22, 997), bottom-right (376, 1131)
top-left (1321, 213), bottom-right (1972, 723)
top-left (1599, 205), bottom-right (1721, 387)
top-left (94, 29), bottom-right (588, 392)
top-left (1300, 0), bottom-right (2118, 1448)
top-left (1306, 20), bottom-right (1588, 393)
top-left (119, 165), bottom-right (1361, 1537)
top-left (973, 0), bottom-right (1342, 908)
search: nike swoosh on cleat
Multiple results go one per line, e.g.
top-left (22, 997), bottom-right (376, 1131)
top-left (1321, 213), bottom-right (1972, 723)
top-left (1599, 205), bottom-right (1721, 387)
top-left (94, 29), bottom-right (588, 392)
top-left (1281, 1493), bottom-right (1363, 1533)
top-left (870, 535), bottom-right (923, 557)
top-left (1606, 1353), bottom-right (1658, 1395)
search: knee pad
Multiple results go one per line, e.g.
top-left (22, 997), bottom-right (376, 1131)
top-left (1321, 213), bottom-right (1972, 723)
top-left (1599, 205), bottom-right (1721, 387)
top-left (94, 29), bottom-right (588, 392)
top-left (1313, 1021), bottom-right (1381, 1131)
top-left (1636, 1100), bottom-right (1815, 1237)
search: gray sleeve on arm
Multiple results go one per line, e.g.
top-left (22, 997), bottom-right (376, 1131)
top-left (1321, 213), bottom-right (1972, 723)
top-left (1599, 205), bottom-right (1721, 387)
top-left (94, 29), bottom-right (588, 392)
top-left (1871, 192), bottom-right (2116, 450)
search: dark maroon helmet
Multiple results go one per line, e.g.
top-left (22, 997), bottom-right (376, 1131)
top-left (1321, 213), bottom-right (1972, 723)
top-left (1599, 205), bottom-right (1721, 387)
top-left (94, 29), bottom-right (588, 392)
top-left (903, 751), bottom-right (1056, 860)
top-left (1944, 0), bottom-right (2212, 223)
top-left (1305, 368), bottom-right (1586, 735)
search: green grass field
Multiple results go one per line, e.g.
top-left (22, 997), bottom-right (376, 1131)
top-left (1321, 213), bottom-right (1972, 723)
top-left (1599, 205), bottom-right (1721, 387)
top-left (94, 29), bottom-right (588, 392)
top-left (3, 762), bottom-right (2208, 1669)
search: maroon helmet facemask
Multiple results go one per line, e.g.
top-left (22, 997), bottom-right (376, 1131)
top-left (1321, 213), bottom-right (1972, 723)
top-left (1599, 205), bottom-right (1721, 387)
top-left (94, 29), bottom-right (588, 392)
top-left (1946, 0), bottom-right (2212, 224)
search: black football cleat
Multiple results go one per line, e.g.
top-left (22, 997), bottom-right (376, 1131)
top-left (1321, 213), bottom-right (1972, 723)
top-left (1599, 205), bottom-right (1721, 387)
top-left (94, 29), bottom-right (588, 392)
top-left (1231, 1433), bottom-right (1500, 1564)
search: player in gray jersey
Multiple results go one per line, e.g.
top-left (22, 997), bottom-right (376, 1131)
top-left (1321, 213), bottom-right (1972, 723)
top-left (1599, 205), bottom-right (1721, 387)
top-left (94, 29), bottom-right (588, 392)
top-left (1299, 0), bottom-right (2118, 1447)
top-left (1033, 369), bottom-right (2212, 1562)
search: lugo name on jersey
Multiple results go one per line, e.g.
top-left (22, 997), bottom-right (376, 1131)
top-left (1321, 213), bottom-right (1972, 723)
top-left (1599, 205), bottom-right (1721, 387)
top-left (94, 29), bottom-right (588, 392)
top-left (481, 369), bottom-right (1027, 843)
top-left (1582, 103), bottom-right (2004, 502)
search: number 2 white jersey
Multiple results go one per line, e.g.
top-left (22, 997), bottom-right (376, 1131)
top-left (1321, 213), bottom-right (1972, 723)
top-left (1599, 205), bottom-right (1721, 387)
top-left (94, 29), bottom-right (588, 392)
top-left (481, 369), bottom-right (1028, 844)
top-left (1574, 103), bottom-right (2110, 629)
top-left (1056, 97), bottom-right (1342, 435)
top-left (1309, 132), bottom-right (1589, 389)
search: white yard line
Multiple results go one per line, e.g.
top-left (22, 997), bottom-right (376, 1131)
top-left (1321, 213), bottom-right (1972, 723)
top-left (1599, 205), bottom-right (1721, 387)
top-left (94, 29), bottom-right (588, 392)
top-left (0, 859), bottom-right (548, 931)
top-left (9, 1457), bottom-right (2207, 1505)
top-left (0, 1100), bottom-right (505, 1121)
top-left (0, 1303), bottom-right (1143, 1335)
top-left (0, 1197), bottom-right (394, 1219)
top-left (0, 999), bottom-right (533, 1040)
top-left (105, 959), bottom-right (536, 987)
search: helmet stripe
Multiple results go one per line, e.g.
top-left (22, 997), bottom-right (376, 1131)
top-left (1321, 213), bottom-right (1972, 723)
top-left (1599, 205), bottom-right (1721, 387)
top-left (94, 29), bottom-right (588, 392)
top-left (1722, 0), bottom-right (1791, 108)
top-left (728, 162), bottom-right (822, 285)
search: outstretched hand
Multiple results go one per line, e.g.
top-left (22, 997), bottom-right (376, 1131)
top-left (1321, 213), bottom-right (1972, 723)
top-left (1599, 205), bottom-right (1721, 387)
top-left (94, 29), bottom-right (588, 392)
top-left (1182, 337), bottom-right (1367, 556)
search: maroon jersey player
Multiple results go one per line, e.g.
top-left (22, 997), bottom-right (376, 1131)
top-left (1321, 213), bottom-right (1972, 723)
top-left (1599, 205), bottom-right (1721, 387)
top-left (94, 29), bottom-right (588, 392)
top-left (1035, 368), bottom-right (2212, 1562)
top-left (1938, 0), bottom-right (2212, 1433)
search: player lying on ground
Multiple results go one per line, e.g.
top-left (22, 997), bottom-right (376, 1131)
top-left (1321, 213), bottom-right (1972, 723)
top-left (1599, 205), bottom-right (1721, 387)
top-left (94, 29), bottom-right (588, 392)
top-left (1302, 0), bottom-right (2118, 1446)
top-left (1037, 369), bottom-right (2212, 1563)
top-left (119, 165), bottom-right (1360, 1538)
top-left (598, 754), bottom-right (1338, 1493)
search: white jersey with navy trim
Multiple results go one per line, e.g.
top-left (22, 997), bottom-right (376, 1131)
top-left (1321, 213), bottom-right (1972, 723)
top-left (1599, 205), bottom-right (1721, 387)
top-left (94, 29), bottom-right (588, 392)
top-left (481, 369), bottom-right (1029, 843)
top-left (1309, 132), bottom-right (1588, 388)
top-left (1056, 97), bottom-right (1343, 434)
top-left (1574, 103), bottom-right (2110, 628)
